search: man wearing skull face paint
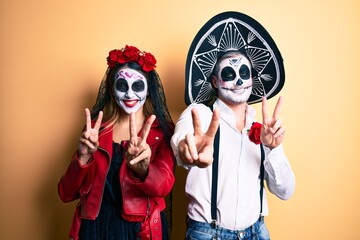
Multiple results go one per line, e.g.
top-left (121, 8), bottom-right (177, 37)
top-left (213, 51), bottom-right (253, 105)
top-left (171, 12), bottom-right (295, 240)
top-left (58, 45), bottom-right (175, 240)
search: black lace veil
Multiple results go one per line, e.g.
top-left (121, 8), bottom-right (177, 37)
top-left (90, 62), bottom-right (175, 236)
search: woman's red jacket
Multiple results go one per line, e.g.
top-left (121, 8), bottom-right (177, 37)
top-left (58, 120), bottom-right (175, 239)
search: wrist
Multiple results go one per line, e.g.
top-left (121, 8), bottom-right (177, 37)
top-left (77, 152), bottom-right (92, 166)
top-left (131, 168), bottom-right (148, 181)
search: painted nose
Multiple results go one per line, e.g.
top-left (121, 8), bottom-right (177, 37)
top-left (125, 90), bottom-right (136, 98)
top-left (236, 78), bottom-right (243, 86)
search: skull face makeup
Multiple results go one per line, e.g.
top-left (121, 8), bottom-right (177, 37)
top-left (213, 52), bottom-right (253, 104)
top-left (113, 67), bottom-right (148, 114)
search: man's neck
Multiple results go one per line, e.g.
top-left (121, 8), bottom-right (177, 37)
top-left (222, 99), bottom-right (248, 132)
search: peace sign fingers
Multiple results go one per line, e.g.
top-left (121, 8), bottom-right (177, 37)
top-left (272, 96), bottom-right (283, 121)
top-left (140, 115), bottom-right (156, 143)
top-left (261, 96), bottom-right (270, 126)
top-left (135, 115), bottom-right (155, 159)
top-left (262, 96), bottom-right (284, 126)
top-left (78, 108), bottom-right (103, 163)
top-left (93, 110), bottom-right (103, 131)
top-left (191, 108), bottom-right (203, 136)
top-left (85, 108), bottom-right (92, 132)
top-left (179, 107), bottom-right (220, 167)
top-left (206, 108), bottom-right (220, 138)
top-left (129, 112), bottom-right (138, 147)
top-left (126, 114), bottom-right (155, 178)
top-left (129, 113), bottom-right (156, 146)
top-left (191, 107), bottom-right (220, 138)
top-left (261, 96), bottom-right (285, 149)
top-left (83, 108), bottom-right (103, 141)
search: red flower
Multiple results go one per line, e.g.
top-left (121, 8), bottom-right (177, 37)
top-left (123, 45), bottom-right (140, 62)
top-left (115, 49), bottom-right (126, 64)
top-left (107, 50), bottom-right (121, 68)
top-left (138, 52), bottom-right (157, 72)
top-left (106, 45), bottom-right (157, 72)
top-left (248, 122), bottom-right (262, 145)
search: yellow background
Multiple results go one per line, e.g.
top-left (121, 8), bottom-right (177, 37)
top-left (1, 0), bottom-right (360, 239)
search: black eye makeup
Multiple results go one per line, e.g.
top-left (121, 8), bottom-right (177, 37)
top-left (221, 67), bottom-right (236, 81)
top-left (132, 80), bottom-right (145, 92)
top-left (115, 78), bottom-right (129, 92)
top-left (239, 64), bottom-right (250, 80)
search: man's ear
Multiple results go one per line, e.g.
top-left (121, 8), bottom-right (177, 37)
top-left (211, 75), bottom-right (218, 89)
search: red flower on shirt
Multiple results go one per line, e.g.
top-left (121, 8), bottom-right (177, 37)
top-left (248, 122), bottom-right (262, 145)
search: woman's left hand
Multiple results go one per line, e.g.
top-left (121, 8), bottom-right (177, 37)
top-left (125, 113), bottom-right (156, 179)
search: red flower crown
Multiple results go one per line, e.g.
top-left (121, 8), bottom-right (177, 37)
top-left (106, 45), bottom-right (157, 72)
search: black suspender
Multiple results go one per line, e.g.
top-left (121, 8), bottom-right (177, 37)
top-left (211, 126), bottom-right (220, 228)
top-left (259, 143), bottom-right (265, 214)
top-left (210, 105), bottom-right (265, 228)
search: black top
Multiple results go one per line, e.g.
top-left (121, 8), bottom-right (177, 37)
top-left (79, 142), bottom-right (140, 240)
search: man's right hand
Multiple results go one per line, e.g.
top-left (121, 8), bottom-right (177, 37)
top-left (178, 107), bottom-right (220, 168)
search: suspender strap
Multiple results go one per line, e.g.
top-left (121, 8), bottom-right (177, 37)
top-left (211, 126), bottom-right (220, 228)
top-left (259, 143), bottom-right (265, 214)
top-left (209, 105), bottom-right (264, 227)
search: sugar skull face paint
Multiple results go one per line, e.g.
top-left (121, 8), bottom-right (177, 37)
top-left (113, 68), bottom-right (148, 114)
top-left (214, 52), bottom-right (253, 104)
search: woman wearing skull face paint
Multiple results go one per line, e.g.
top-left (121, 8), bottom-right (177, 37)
top-left (58, 45), bottom-right (175, 240)
top-left (171, 12), bottom-right (295, 240)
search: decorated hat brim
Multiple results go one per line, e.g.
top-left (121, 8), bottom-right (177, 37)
top-left (185, 11), bottom-right (285, 106)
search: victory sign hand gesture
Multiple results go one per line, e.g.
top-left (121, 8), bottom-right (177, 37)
top-left (126, 113), bottom-right (156, 179)
top-left (178, 108), bottom-right (220, 168)
top-left (78, 108), bottom-right (103, 165)
top-left (260, 96), bottom-right (286, 149)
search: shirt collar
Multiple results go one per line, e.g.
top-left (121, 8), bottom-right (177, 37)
top-left (214, 99), bottom-right (257, 132)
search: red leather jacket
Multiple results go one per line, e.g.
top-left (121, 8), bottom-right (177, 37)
top-left (58, 120), bottom-right (175, 239)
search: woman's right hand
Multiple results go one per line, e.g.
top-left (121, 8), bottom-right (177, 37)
top-left (78, 108), bottom-right (103, 165)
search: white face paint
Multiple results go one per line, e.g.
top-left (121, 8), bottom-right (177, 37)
top-left (113, 67), bottom-right (148, 114)
top-left (214, 53), bottom-right (253, 104)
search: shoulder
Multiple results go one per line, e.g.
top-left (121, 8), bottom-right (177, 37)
top-left (147, 118), bottom-right (167, 145)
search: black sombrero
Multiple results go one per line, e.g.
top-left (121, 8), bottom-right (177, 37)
top-left (185, 11), bottom-right (285, 106)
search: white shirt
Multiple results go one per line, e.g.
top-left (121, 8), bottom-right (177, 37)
top-left (171, 99), bottom-right (295, 230)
